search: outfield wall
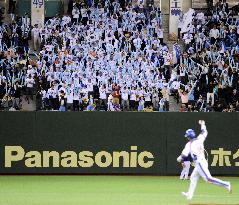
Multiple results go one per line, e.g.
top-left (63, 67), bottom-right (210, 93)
top-left (0, 112), bottom-right (238, 175)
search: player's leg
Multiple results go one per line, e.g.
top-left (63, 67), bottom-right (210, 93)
top-left (182, 167), bottom-right (200, 200)
top-left (180, 162), bottom-right (186, 179)
top-left (187, 167), bottom-right (200, 199)
top-left (184, 161), bottom-right (191, 180)
top-left (197, 160), bottom-right (231, 192)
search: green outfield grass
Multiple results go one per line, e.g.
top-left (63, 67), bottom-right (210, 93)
top-left (0, 176), bottom-right (238, 205)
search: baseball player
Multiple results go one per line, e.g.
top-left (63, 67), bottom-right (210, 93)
top-left (177, 120), bottom-right (231, 200)
top-left (180, 154), bottom-right (192, 180)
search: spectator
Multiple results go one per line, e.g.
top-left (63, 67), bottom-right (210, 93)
top-left (138, 96), bottom-right (144, 111)
top-left (59, 96), bottom-right (66, 111)
top-left (32, 24), bottom-right (40, 51)
top-left (121, 86), bottom-right (129, 111)
top-left (25, 74), bottom-right (35, 104)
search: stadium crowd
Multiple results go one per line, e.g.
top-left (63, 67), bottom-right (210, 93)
top-left (177, 0), bottom-right (239, 112)
top-left (0, 9), bottom-right (31, 111)
top-left (0, 0), bottom-right (238, 112)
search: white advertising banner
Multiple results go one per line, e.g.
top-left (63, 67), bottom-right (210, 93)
top-left (169, 0), bottom-right (182, 40)
top-left (31, 0), bottom-right (45, 28)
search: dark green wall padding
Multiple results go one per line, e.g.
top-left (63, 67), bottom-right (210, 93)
top-left (0, 112), bottom-right (238, 175)
top-left (16, 0), bottom-right (63, 17)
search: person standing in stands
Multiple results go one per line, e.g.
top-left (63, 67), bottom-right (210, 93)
top-left (32, 24), bottom-right (40, 51)
top-left (25, 74), bottom-right (35, 104)
top-left (210, 25), bottom-right (219, 45)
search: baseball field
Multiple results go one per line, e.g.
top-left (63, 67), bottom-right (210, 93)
top-left (0, 176), bottom-right (238, 205)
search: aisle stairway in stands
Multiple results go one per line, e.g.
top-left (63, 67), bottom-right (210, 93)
top-left (161, 14), bottom-right (169, 35)
top-left (161, 13), bottom-right (181, 111)
top-left (0, 0), bottom-right (36, 111)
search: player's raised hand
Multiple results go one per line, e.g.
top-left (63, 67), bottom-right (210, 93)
top-left (198, 120), bottom-right (205, 125)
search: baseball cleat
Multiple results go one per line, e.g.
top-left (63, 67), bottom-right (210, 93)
top-left (181, 192), bottom-right (188, 197)
top-left (182, 192), bottom-right (192, 200)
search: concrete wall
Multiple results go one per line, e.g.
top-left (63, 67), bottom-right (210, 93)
top-left (192, 0), bottom-right (208, 9)
top-left (161, 0), bottom-right (170, 14)
top-left (182, 0), bottom-right (192, 13)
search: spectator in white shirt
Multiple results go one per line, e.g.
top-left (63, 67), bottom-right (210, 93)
top-left (72, 5), bottom-right (80, 25)
top-left (210, 25), bottom-right (220, 45)
top-left (66, 86), bottom-right (74, 111)
top-left (47, 84), bottom-right (58, 110)
top-left (99, 84), bottom-right (107, 111)
top-left (32, 24), bottom-right (40, 51)
top-left (25, 74), bottom-right (35, 103)
top-left (121, 87), bottom-right (129, 111)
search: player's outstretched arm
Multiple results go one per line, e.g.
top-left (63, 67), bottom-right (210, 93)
top-left (198, 120), bottom-right (208, 139)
